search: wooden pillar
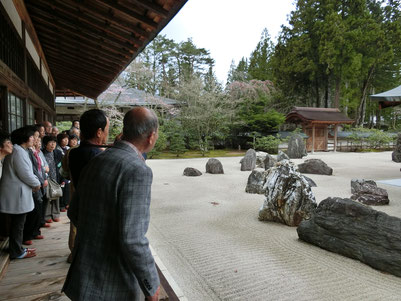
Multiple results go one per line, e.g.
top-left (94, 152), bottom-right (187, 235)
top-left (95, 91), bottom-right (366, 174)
top-left (377, 104), bottom-right (382, 129)
top-left (311, 124), bottom-right (315, 154)
top-left (334, 124), bottom-right (338, 152)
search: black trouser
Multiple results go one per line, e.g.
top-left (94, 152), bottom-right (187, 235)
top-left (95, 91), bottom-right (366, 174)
top-left (41, 193), bottom-right (49, 225)
top-left (9, 213), bottom-right (27, 259)
top-left (0, 212), bottom-right (11, 238)
top-left (60, 182), bottom-right (70, 209)
top-left (23, 197), bottom-right (42, 241)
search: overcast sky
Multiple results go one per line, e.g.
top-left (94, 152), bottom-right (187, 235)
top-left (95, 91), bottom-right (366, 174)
top-left (160, 0), bottom-right (296, 84)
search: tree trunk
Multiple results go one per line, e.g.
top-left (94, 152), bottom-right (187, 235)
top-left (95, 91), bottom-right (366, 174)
top-left (315, 79), bottom-right (320, 107)
top-left (334, 76), bottom-right (341, 108)
top-left (356, 65), bottom-right (375, 127)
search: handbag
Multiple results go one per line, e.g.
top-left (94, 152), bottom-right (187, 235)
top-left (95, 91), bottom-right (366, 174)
top-left (47, 178), bottom-right (63, 199)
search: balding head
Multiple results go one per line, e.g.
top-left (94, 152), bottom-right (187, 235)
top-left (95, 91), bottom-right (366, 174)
top-left (43, 121), bottom-right (52, 134)
top-left (122, 107), bottom-right (158, 143)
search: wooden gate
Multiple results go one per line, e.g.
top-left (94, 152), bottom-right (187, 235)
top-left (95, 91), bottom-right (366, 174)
top-left (304, 125), bottom-right (328, 151)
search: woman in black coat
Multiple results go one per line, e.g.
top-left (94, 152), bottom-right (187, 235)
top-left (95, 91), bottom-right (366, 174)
top-left (23, 126), bottom-right (46, 245)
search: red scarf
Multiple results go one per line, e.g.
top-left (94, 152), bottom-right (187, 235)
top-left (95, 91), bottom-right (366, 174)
top-left (33, 150), bottom-right (42, 172)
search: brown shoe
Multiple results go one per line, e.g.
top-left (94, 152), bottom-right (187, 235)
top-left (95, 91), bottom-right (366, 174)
top-left (23, 240), bottom-right (33, 245)
top-left (45, 219), bottom-right (53, 223)
top-left (34, 235), bottom-right (44, 239)
top-left (53, 218), bottom-right (60, 222)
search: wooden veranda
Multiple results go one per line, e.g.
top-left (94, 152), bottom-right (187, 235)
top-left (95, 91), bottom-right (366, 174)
top-left (0, 213), bottom-right (179, 300)
top-left (286, 107), bottom-right (354, 153)
top-left (1, 1), bottom-right (188, 299)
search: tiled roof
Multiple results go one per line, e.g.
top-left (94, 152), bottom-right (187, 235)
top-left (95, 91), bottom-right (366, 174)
top-left (286, 107), bottom-right (354, 124)
top-left (56, 86), bottom-right (177, 107)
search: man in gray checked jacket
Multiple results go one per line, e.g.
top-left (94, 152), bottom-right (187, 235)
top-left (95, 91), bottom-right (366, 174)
top-left (63, 107), bottom-right (160, 301)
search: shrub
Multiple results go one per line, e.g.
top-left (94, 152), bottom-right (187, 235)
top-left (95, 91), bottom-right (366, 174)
top-left (147, 129), bottom-right (167, 159)
top-left (255, 135), bottom-right (282, 153)
top-left (367, 130), bottom-right (393, 149)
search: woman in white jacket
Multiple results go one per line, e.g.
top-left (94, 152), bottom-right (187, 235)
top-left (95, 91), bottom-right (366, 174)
top-left (0, 126), bottom-right (41, 259)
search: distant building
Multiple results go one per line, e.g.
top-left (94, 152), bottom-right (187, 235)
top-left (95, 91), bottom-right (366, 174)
top-left (56, 84), bottom-right (179, 121)
top-left (286, 107), bottom-right (354, 152)
top-left (0, 0), bottom-right (187, 132)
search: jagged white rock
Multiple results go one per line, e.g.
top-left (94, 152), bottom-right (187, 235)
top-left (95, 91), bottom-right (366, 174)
top-left (259, 160), bottom-right (317, 226)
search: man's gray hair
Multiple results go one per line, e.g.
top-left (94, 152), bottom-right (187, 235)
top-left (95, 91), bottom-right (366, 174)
top-left (123, 108), bottom-right (158, 141)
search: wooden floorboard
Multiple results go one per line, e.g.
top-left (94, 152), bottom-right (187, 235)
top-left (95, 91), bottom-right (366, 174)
top-left (0, 213), bottom-right (70, 301)
top-left (0, 211), bottom-right (172, 300)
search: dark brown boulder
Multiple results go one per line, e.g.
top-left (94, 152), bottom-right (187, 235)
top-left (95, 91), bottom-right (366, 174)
top-left (298, 159), bottom-right (333, 175)
top-left (350, 179), bottom-right (389, 205)
top-left (297, 197), bottom-right (401, 277)
top-left (183, 167), bottom-right (202, 177)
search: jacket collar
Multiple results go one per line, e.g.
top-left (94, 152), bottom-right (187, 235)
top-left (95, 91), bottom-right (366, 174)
top-left (113, 140), bottom-right (145, 161)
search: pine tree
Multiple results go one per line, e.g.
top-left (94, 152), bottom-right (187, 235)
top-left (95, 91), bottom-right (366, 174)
top-left (248, 28), bottom-right (274, 81)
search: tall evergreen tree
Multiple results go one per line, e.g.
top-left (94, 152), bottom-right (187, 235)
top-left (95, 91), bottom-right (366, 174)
top-left (248, 28), bottom-right (275, 81)
top-left (271, 0), bottom-right (401, 127)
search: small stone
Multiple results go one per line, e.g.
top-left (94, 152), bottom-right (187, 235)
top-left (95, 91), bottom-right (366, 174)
top-left (392, 133), bottom-right (401, 162)
top-left (350, 179), bottom-right (389, 205)
top-left (350, 194), bottom-right (389, 206)
top-left (206, 158), bottom-right (224, 174)
top-left (298, 159), bottom-right (333, 175)
top-left (264, 154), bottom-right (277, 170)
top-left (255, 151), bottom-right (268, 168)
top-left (241, 149), bottom-right (257, 171)
top-left (183, 167), bottom-right (202, 177)
top-left (245, 168), bottom-right (268, 194)
top-left (351, 179), bottom-right (377, 194)
top-left (287, 134), bottom-right (307, 159)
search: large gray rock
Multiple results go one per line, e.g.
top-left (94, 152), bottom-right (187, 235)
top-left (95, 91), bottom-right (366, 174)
top-left (277, 150), bottom-right (290, 162)
top-left (255, 151), bottom-right (268, 168)
top-left (350, 179), bottom-right (389, 205)
top-left (297, 197), bottom-right (401, 277)
top-left (245, 168), bottom-right (268, 194)
top-left (392, 133), bottom-right (401, 162)
top-left (298, 159), bottom-right (333, 175)
top-left (183, 167), bottom-right (202, 177)
top-left (287, 134), bottom-right (307, 159)
top-left (206, 158), bottom-right (224, 174)
top-left (241, 149), bottom-right (257, 171)
top-left (259, 160), bottom-right (317, 226)
top-left (263, 154), bottom-right (277, 170)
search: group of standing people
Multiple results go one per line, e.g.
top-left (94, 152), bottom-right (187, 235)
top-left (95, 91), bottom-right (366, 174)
top-left (1, 107), bottom-right (161, 300)
top-left (0, 120), bottom-right (80, 259)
